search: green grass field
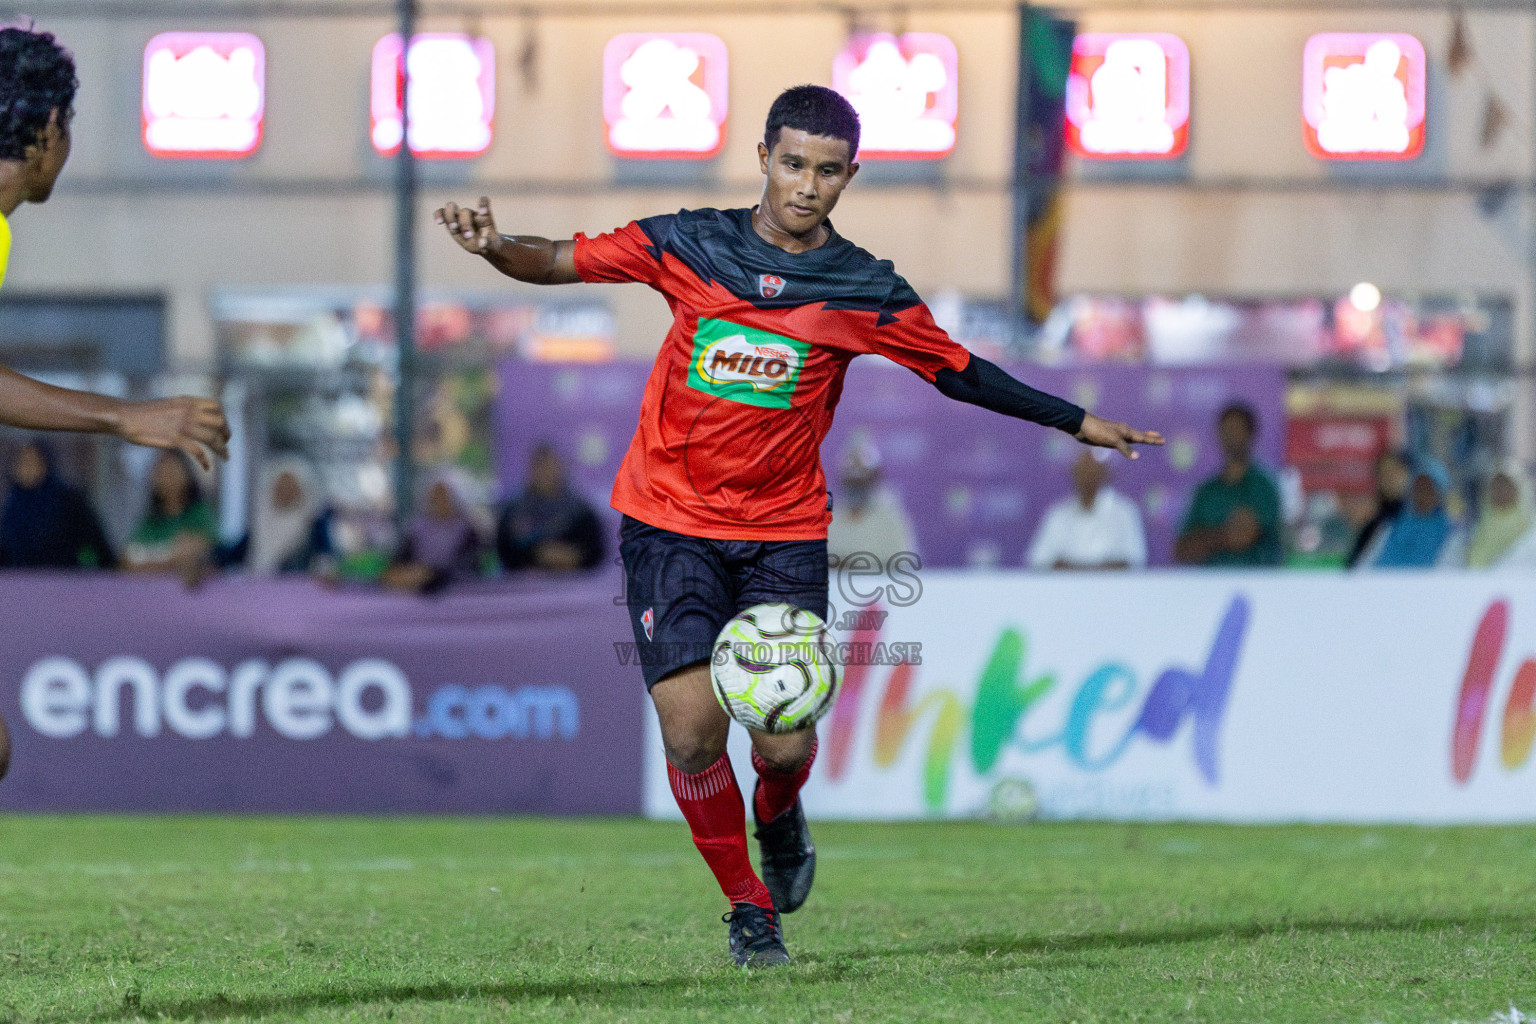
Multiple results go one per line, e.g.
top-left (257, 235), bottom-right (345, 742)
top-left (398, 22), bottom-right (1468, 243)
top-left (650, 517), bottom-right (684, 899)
top-left (1, 817), bottom-right (1533, 1023)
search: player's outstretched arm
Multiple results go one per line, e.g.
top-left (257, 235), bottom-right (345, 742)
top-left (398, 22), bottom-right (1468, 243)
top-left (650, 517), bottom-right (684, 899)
top-left (434, 197), bottom-right (581, 285)
top-left (932, 354), bottom-right (1163, 459)
top-left (0, 365), bottom-right (230, 469)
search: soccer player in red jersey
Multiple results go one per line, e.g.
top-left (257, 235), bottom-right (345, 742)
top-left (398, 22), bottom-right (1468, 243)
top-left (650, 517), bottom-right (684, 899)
top-left (0, 26), bottom-right (232, 783)
top-left (437, 86), bottom-right (1161, 967)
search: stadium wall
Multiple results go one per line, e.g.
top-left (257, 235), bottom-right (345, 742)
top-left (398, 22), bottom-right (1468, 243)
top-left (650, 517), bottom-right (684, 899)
top-left (0, 5), bottom-right (1528, 411)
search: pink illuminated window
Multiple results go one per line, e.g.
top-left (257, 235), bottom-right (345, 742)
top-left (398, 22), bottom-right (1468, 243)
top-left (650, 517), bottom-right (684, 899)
top-left (142, 33), bottom-right (264, 159)
top-left (1066, 33), bottom-right (1189, 159)
top-left (371, 33), bottom-right (495, 159)
top-left (833, 33), bottom-right (958, 160)
top-left (1303, 33), bottom-right (1426, 160)
top-left (603, 34), bottom-right (729, 159)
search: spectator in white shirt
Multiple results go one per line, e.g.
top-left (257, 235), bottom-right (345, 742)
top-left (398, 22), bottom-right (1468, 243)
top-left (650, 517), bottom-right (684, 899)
top-left (1027, 449), bottom-right (1147, 571)
top-left (827, 434), bottom-right (917, 569)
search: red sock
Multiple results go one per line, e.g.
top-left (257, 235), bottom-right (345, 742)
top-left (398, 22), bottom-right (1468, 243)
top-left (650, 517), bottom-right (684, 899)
top-left (751, 738), bottom-right (818, 823)
top-left (667, 753), bottom-right (773, 909)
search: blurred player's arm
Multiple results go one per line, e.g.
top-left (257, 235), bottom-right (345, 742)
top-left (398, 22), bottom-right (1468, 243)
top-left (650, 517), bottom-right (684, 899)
top-left (0, 365), bottom-right (230, 468)
top-left (933, 355), bottom-right (1164, 459)
top-left (435, 197), bottom-right (580, 285)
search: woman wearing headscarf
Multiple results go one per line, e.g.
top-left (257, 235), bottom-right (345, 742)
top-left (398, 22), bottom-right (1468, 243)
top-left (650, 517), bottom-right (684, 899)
top-left (383, 468), bottom-right (485, 594)
top-left (1468, 461), bottom-right (1536, 569)
top-left (249, 456), bottom-right (335, 575)
top-left (0, 439), bottom-right (115, 569)
top-left (1361, 458), bottom-right (1465, 569)
top-left (123, 450), bottom-right (218, 579)
top-left (1345, 449), bottom-right (1411, 568)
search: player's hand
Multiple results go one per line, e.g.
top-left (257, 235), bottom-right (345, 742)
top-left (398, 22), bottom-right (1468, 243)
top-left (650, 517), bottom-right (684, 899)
top-left (1075, 412), bottom-right (1165, 460)
top-left (434, 197), bottom-right (502, 255)
top-left (114, 396), bottom-right (231, 470)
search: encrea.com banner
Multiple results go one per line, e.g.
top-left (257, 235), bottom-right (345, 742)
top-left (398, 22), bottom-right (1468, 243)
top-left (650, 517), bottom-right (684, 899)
top-left (0, 573), bottom-right (644, 813)
top-left (645, 572), bottom-right (1536, 822)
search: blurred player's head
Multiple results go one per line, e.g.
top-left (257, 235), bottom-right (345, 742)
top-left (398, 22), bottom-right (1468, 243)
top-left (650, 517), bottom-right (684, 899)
top-left (149, 450), bottom-right (200, 519)
top-left (528, 443), bottom-right (568, 498)
top-left (0, 25), bottom-right (77, 204)
top-left (757, 85), bottom-right (861, 239)
top-left (1216, 402), bottom-right (1258, 464)
top-left (1410, 461), bottom-right (1449, 516)
top-left (1071, 449), bottom-right (1110, 506)
top-left (10, 438), bottom-right (50, 489)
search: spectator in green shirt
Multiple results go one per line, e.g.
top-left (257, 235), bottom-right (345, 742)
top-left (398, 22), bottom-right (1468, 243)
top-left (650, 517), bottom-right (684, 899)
top-left (1174, 402), bottom-right (1284, 568)
top-left (123, 450), bottom-right (217, 582)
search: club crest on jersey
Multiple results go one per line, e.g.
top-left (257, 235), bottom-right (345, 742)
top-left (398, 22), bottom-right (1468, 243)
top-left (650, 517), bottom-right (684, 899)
top-left (641, 607), bottom-right (655, 641)
top-left (687, 318), bottom-right (813, 410)
top-left (758, 274), bottom-right (786, 299)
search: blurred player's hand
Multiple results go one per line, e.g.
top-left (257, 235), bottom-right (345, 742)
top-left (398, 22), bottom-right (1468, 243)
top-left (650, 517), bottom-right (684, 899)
top-left (435, 197), bottom-right (502, 255)
top-left (115, 396), bottom-right (231, 470)
top-left (1075, 412), bottom-right (1164, 460)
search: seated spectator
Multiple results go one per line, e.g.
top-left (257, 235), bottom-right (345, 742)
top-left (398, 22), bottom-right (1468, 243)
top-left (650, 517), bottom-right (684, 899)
top-left (1467, 461), bottom-right (1534, 569)
top-left (1027, 449), bottom-right (1146, 571)
top-left (249, 456), bottom-right (336, 576)
top-left (497, 444), bottom-right (605, 572)
top-left (1174, 402), bottom-right (1284, 567)
top-left (123, 450), bottom-right (217, 581)
top-left (383, 469), bottom-right (484, 594)
top-left (1345, 450), bottom-right (1411, 569)
top-left (1360, 459), bottom-right (1464, 569)
top-left (0, 439), bottom-right (115, 569)
top-left (826, 435), bottom-right (916, 567)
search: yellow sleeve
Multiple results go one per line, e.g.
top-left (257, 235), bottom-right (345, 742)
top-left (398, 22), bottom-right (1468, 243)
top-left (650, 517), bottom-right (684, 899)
top-left (0, 213), bottom-right (11, 289)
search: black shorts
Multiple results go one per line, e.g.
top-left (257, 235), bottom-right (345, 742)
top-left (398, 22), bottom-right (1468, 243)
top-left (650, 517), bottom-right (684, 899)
top-left (618, 515), bottom-right (829, 690)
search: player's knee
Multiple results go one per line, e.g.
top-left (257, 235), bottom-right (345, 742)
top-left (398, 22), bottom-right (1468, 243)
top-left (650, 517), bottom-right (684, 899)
top-left (663, 729), bottom-right (728, 774)
top-left (755, 745), bottom-right (810, 775)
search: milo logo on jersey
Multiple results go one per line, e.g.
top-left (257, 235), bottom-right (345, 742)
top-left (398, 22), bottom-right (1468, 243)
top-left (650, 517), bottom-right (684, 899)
top-left (687, 318), bottom-right (811, 410)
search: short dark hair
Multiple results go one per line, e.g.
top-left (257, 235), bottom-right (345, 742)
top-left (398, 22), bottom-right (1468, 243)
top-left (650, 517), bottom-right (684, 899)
top-left (764, 85), bottom-right (860, 159)
top-left (1218, 402), bottom-right (1258, 435)
top-left (0, 26), bottom-right (76, 161)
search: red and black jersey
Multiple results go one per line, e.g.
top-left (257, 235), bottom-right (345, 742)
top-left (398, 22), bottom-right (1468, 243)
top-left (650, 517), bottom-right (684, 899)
top-left (575, 206), bottom-right (969, 541)
top-left (575, 206), bottom-right (1083, 541)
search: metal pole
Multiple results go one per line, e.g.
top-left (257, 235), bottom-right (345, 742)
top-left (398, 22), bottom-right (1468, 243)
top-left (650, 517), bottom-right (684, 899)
top-left (1009, 1), bottom-right (1030, 341)
top-left (392, 0), bottom-right (418, 527)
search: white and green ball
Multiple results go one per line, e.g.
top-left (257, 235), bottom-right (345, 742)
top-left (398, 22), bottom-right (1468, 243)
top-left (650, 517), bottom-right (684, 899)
top-left (710, 603), bottom-right (839, 734)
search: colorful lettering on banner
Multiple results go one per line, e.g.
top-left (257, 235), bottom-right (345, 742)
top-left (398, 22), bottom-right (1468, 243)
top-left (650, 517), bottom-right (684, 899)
top-left (832, 33), bottom-right (959, 160)
top-left (371, 33), bottom-right (495, 158)
top-left (603, 34), bottom-right (728, 159)
top-left (1303, 33), bottom-right (1426, 160)
top-left (1449, 600), bottom-right (1536, 783)
top-left (825, 596), bottom-right (1250, 811)
top-left (142, 33), bottom-right (265, 159)
top-left (1065, 33), bottom-right (1190, 160)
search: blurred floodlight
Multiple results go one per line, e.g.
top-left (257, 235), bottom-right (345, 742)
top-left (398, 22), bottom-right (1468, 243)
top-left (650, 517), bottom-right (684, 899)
top-left (143, 33), bottom-right (265, 158)
top-left (1066, 34), bottom-right (1189, 159)
top-left (371, 33), bottom-right (495, 158)
top-left (603, 33), bottom-right (729, 159)
top-left (1349, 282), bottom-right (1382, 312)
top-left (833, 33), bottom-right (958, 160)
top-left (1303, 33), bottom-right (1425, 160)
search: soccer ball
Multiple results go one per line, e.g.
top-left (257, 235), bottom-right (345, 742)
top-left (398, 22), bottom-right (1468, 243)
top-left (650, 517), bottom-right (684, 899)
top-left (710, 604), bottom-right (839, 734)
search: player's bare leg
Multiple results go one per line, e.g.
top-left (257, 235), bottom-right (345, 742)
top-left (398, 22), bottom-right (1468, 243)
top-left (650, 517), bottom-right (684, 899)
top-left (652, 664), bottom-right (790, 967)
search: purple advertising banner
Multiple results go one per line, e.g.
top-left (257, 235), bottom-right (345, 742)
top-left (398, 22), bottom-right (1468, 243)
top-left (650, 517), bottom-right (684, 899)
top-left (0, 572), bottom-right (643, 813)
top-left (494, 358), bottom-right (1286, 566)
